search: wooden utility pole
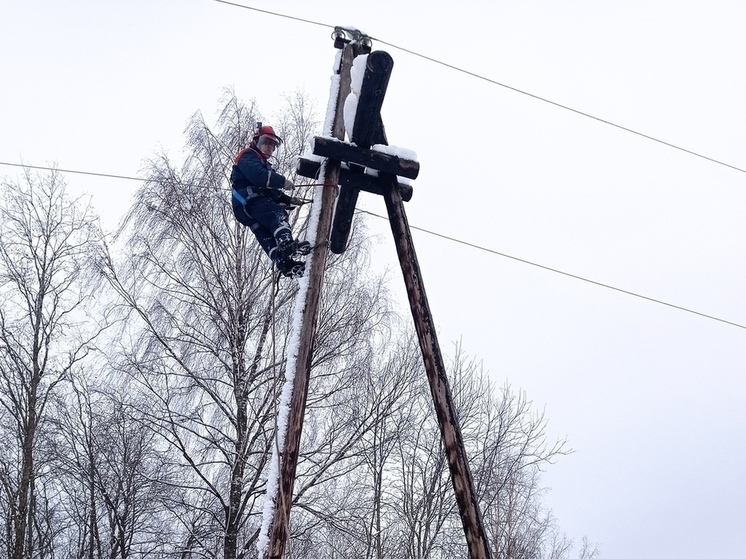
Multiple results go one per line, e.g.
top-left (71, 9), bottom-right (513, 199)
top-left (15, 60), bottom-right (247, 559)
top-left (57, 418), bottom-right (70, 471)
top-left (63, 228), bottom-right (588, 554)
top-left (382, 173), bottom-right (492, 559)
top-left (291, 33), bottom-right (492, 559)
top-left (262, 43), bottom-right (354, 559)
top-left (298, 42), bottom-right (492, 559)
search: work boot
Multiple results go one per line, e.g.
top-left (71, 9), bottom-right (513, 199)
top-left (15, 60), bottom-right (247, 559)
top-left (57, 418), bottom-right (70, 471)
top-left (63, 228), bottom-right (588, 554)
top-left (278, 239), bottom-right (312, 261)
top-left (274, 226), bottom-right (295, 262)
top-left (276, 258), bottom-right (305, 278)
top-left (294, 240), bottom-right (312, 255)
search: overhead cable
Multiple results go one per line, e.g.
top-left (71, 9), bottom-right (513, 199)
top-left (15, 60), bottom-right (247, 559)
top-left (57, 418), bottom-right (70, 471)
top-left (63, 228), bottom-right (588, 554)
top-left (356, 208), bottom-right (746, 331)
top-left (210, 0), bottom-right (746, 176)
top-left (2, 160), bottom-right (741, 331)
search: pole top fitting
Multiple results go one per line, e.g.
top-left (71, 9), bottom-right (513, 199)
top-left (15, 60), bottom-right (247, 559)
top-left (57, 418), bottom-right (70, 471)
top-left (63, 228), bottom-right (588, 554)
top-left (332, 26), bottom-right (373, 53)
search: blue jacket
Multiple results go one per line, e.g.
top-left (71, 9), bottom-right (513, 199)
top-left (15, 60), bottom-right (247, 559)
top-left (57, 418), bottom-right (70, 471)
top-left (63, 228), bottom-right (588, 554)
top-left (231, 147), bottom-right (288, 204)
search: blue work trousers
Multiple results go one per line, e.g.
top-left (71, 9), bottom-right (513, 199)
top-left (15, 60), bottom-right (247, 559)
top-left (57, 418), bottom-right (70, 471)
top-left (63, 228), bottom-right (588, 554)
top-left (232, 195), bottom-right (290, 257)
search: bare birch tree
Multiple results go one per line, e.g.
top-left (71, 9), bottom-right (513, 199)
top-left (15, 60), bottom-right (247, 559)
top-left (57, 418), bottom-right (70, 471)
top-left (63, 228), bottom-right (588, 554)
top-left (282, 342), bottom-right (592, 559)
top-left (0, 169), bottom-right (105, 559)
top-left (50, 378), bottom-right (176, 559)
top-left (102, 91), bottom-right (401, 559)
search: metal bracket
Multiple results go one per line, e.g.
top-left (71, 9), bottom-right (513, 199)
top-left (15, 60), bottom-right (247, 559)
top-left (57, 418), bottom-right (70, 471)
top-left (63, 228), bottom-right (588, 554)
top-left (332, 26), bottom-right (373, 52)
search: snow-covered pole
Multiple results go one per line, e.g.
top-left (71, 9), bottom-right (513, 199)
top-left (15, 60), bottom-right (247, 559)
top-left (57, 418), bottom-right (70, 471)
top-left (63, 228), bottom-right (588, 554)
top-left (290, 30), bottom-right (490, 557)
top-left (261, 41), bottom-right (353, 559)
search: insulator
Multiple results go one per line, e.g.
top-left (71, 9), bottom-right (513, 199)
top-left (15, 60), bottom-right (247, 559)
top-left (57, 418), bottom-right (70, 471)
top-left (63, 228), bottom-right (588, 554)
top-left (332, 26), bottom-right (349, 49)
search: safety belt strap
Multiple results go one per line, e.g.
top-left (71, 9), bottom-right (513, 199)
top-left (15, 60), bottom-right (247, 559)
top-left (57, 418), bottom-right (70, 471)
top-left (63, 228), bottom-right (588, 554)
top-left (232, 189), bottom-right (247, 205)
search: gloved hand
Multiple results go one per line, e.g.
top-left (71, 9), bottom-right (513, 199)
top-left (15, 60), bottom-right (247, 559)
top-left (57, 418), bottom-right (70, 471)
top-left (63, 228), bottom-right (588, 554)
top-left (283, 178), bottom-right (294, 191)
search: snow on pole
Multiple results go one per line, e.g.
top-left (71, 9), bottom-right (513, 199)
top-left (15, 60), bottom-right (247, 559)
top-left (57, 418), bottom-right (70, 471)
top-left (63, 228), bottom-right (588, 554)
top-left (343, 54), bottom-right (367, 141)
top-left (255, 55), bottom-right (345, 559)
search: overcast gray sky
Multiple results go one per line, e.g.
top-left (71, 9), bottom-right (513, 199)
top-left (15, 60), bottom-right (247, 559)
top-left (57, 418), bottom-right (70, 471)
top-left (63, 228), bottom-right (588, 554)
top-left (2, 1), bottom-right (745, 558)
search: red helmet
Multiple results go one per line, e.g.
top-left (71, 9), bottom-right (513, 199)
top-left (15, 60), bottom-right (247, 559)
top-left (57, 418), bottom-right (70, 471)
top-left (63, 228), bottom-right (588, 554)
top-left (252, 125), bottom-right (282, 147)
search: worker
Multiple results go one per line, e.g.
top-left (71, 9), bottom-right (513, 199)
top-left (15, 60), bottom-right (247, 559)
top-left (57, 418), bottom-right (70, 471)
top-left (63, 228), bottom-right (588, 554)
top-left (231, 125), bottom-right (309, 278)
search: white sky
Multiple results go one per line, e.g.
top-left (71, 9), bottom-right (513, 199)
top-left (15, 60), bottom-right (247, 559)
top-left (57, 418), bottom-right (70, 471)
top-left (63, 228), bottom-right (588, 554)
top-left (2, 1), bottom-right (746, 558)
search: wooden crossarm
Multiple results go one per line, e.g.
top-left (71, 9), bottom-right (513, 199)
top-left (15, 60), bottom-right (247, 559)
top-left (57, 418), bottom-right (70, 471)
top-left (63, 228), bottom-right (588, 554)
top-left (311, 136), bottom-right (420, 180)
top-left (296, 157), bottom-right (413, 202)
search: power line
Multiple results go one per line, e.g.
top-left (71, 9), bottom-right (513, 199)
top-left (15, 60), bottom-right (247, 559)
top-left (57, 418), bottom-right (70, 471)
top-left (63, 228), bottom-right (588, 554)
top-left (211, 0), bottom-right (329, 28)
top-left (0, 160), bottom-right (148, 183)
top-left (4, 160), bottom-right (738, 330)
top-left (210, 0), bottom-right (746, 177)
top-left (375, 38), bottom-right (746, 175)
top-left (354, 209), bottom-right (746, 331)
